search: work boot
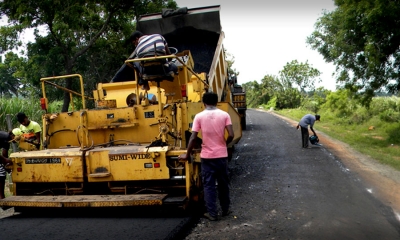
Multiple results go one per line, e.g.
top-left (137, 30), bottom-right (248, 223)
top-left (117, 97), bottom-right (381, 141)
top-left (222, 210), bottom-right (232, 217)
top-left (203, 212), bottom-right (218, 221)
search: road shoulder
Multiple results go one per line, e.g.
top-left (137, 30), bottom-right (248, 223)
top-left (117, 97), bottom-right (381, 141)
top-left (270, 110), bottom-right (400, 216)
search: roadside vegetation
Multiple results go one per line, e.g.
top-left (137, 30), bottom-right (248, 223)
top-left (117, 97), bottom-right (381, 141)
top-left (242, 61), bottom-right (400, 172)
top-left (240, 0), bottom-right (400, 172)
top-left (0, 97), bottom-right (63, 131)
top-left (273, 95), bottom-right (400, 171)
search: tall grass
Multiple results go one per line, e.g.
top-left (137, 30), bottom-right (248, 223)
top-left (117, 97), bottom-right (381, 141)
top-left (2, 96), bottom-right (400, 171)
top-left (276, 96), bottom-right (400, 171)
top-left (1, 97), bottom-right (83, 132)
top-left (0, 97), bottom-right (43, 131)
top-left (1, 97), bottom-right (67, 196)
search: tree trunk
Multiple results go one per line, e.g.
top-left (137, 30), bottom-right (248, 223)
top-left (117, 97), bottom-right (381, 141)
top-left (61, 79), bottom-right (72, 112)
top-left (61, 64), bottom-right (73, 112)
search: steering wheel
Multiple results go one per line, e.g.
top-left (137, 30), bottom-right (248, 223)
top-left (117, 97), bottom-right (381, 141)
top-left (169, 47), bottom-right (178, 55)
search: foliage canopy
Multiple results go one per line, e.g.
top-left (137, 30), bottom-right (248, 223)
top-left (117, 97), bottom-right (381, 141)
top-left (307, 0), bottom-right (400, 105)
top-left (243, 60), bottom-right (321, 109)
top-left (0, 0), bottom-right (177, 111)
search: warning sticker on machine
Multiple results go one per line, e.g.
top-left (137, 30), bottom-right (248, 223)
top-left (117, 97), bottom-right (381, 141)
top-left (25, 158), bottom-right (62, 164)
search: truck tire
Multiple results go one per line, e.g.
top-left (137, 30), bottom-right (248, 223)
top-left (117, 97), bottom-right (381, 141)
top-left (241, 114), bottom-right (246, 130)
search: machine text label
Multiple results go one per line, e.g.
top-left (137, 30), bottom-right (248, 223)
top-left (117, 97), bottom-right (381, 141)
top-left (109, 154), bottom-right (151, 161)
top-left (25, 158), bottom-right (62, 164)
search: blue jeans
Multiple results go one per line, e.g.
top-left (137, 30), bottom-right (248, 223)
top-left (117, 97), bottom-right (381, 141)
top-left (201, 157), bottom-right (230, 218)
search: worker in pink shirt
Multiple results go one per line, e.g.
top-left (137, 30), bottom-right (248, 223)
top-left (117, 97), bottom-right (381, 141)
top-left (179, 92), bottom-right (234, 221)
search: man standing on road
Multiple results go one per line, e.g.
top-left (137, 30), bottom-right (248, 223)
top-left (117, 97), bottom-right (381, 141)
top-left (179, 92), bottom-right (234, 221)
top-left (296, 114), bottom-right (320, 148)
top-left (0, 130), bottom-right (15, 199)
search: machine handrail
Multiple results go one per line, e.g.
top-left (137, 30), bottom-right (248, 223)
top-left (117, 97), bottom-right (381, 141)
top-left (40, 74), bottom-right (87, 110)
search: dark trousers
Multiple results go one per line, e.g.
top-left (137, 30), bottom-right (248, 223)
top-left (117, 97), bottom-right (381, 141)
top-left (201, 157), bottom-right (230, 218)
top-left (0, 175), bottom-right (6, 199)
top-left (301, 126), bottom-right (309, 148)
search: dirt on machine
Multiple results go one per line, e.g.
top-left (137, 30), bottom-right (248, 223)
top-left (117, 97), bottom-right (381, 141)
top-left (0, 5), bottom-right (246, 211)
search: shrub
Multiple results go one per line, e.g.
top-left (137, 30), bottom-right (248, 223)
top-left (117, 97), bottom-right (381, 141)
top-left (370, 96), bottom-right (400, 116)
top-left (301, 96), bottom-right (319, 113)
top-left (386, 123), bottom-right (400, 144)
top-left (323, 89), bottom-right (358, 118)
top-left (349, 107), bottom-right (370, 124)
top-left (264, 96), bottom-right (277, 110)
top-left (379, 109), bottom-right (400, 123)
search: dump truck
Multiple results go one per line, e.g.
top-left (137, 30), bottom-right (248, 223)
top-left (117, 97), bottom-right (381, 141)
top-left (0, 5), bottom-right (242, 211)
top-left (230, 75), bottom-right (247, 130)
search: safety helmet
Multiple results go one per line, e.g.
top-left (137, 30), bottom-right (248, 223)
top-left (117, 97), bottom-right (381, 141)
top-left (12, 128), bottom-right (22, 136)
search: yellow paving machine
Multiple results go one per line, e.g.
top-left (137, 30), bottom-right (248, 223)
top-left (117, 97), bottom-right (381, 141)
top-left (0, 5), bottom-right (244, 211)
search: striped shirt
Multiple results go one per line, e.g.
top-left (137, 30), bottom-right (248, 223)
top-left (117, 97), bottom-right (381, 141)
top-left (0, 164), bottom-right (5, 176)
top-left (134, 34), bottom-right (168, 58)
top-left (0, 131), bottom-right (10, 177)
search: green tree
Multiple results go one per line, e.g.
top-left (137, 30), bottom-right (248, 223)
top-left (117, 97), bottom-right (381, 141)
top-left (302, 87), bottom-right (331, 113)
top-left (274, 60), bottom-right (321, 109)
top-left (323, 89), bottom-right (358, 117)
top-left (279, 60), bottom-right (321, 93)
top-left (307, 0), bottom-right (400, 106)
top-left (259, 74), bottom-right (281, 108)
top-left (0, 0), bottom-right (177, 111)
top-left (242, 80), bottom-right (264, 108)
top-left (243, 60), bottom-right (321, 109)
top-left (0, 52), bottom-right (22, 97)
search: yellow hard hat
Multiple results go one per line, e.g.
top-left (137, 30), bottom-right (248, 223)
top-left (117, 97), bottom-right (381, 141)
top-left (12, 128), bottom-right (22, 136)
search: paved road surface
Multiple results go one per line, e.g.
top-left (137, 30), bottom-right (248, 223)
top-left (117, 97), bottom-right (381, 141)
top-left (185, 109), bottom-right (400, 239)
top-left (0, 207), bottom-right (192, 240)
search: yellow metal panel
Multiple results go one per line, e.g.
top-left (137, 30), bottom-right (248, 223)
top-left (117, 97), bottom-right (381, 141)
top-left (100, 81), bottom-right (139, 108)
top-left (92, 89), bottom-right (104, 100)
top-left (157, 77), bottom-right (184, 100)
top-left (18, 141), bottom-right (38, 151)
top-left (217, 102), bottom-right (242, 145)
top-left (45, 112), bottom-right (81, 148)
top-left (109, 151), bottom-right (169, 181)
top-left (187, 73), bottom-right (206, 103)
top-left (86, 107), bottom-right (137, 130)
top-left (207, 33), bottom-right (227, 101)
top-left (184, 102), bottom-right (203, 139)
top-left (87, 146), bottom-right (170, 182)
top-left (10, 149), bottom-right (85, 182)
top-left (87, 151), bottom-right (111, 181)
top-left (95, 100), bottom-right (117, 109)
top-left (46, 105), bottom-right (167, 149)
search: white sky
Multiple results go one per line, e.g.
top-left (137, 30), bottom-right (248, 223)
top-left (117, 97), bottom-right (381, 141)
top-left (1, 0), bottom-right (338, 90)
top-left (175, 0), bottom-right (338, 90)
